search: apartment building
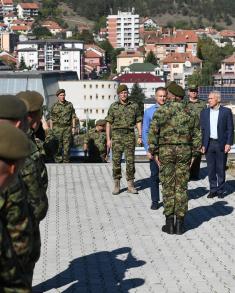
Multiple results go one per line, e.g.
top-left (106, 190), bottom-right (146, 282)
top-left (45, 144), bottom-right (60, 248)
top-left (214, 53), bottom-right (235, 86)
top-left (1, 0), bottom-right (14, 15)
top-left (116, 50), bottom-right (144, 73)
top-left (107, 10), bottom-right (139, 49)
top-left (17, 2), bottom-right (39, 19)
top-left (0, 32), bottom-right (18, 52)
top-left (17, 39), bottom-right (83, 79)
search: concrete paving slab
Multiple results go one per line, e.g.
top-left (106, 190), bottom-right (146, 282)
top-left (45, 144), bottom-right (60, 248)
top-left (33, 162), bottom-right (235, 293)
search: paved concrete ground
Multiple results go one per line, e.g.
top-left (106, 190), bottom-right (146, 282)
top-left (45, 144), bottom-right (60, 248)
top-left (33, 162), bottom-right (235, 293)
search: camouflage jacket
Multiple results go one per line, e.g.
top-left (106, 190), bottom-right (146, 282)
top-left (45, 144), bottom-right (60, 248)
top-left (148, 100), bottom-right (201, 157)
top-left (0, 216), bottom-right (31, 293)
top-left (50, 100), bottom-right (76, 128)
top-left (184, 98), bottom-right (207, 118)
top-left (105, 100), bottom-right (142, 130)
top-left (1, 176), bottom-right (34, 266)
top-left (20, 129), bottom-right (48, 223)
top-left (84, 128), bottom-right (107, 160)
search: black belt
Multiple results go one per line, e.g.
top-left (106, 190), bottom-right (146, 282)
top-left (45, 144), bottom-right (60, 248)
top-left (210, 138), bottom-right (218, 141)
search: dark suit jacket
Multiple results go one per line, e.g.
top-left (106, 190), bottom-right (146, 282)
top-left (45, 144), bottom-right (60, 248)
top-left (200, 106), bottom-right (234, 152)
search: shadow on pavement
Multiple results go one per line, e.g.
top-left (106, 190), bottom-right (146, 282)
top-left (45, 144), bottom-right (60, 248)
top-left (185, 201), bottom-right (233, 232)
top-left (33, 247), bottom-right (145, 293)
top-left (188, 187), bottom-right (209, 200)
top-left (224, 180), bottom-right (235, 197)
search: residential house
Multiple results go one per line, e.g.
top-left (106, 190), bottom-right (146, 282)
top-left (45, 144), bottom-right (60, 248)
top-left (113, 72), bottom-right (165, 98)
top-left (116, 50), bottom-right (144, 73)
top-left (17, 2), bottom-right (39, 19)
top-left (121, 62), bottom-right (163, 77)
top-left (1, 0), bottom-right (14, 15)
top-left (41, 20), bottom-right (64, 36)
top-left (213, 53), bottom-right (235, 86)
top-left (163, 52), bottom-right (202, 87)
top-left (84, 44), bottom-right (105, 75)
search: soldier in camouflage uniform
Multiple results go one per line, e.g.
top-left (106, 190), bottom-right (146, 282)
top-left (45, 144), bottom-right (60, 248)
top-left (83, 119), bottom-right (108, 163)
top-left (0, 123), bottom-right (31, 292)
top-left (50, 89), bottom-right (77, 163)
top-left (185, 84), bottom-right (207, 180)
top-left (106, 84), bottom-right (142, 195)
top-left (16, 91), bottom-right (49, 283)
top-left (148, 82), bottom-right (201, 235)
top-left (0, 96), bottom-right (35, 287)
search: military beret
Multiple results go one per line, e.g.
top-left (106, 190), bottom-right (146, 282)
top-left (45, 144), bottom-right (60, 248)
top-left (0, 123), bottom-right (30, 160)
top-left (188, 84), bottom-right (198, 91)
top-left (56, 89), bottom-right (65, 96)
top-left (96, 119), bottom-right (106, 126)
top-left (16, 91), bottom-right (44, 112)
top-left (167, 82), bottom-right (185, 98)
top-left (0, 95), bottom-right (28, 120)
top-left (117, 84), bottom-right (128, 94)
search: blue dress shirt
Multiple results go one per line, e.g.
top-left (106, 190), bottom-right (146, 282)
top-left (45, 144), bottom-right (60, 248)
top-left (142, 104), bottom-right (159, 151)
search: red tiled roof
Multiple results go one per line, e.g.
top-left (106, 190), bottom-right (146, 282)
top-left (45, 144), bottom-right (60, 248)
top-left (222, 53), bottom-right (235, 63)
top-left (11, 25), bottom-right (29, 31)
top-left (220, 30), bottom-right (235, 37)
top-left (0, 53), bottom-right (17, 63)
top-left (85, 50), bottom-right (101, 58)
top-left (118, 50), bottom-right (144, 58)
top-left (19, 2), bottom-right (39, 9)
top-left (163, 52), bottom-right (202, 64)
top-left (146, 30), bottom-right (198, 44)
top-left (84, 44), bottom-right (105, 54)
top-left (42, 20), bottom-right (62, 30)
top-left (4, 12), bottom-right (15, 17)
top-left (2, 0), bottom-right (13, 5)
top-left (114, 73), bottom-right (164, 83)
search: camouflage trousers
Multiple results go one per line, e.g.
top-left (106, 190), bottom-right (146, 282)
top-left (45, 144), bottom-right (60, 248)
top-left (159, 145), bottom-right (191, 217)
top-left (53, 126), bottom-right (72, 163)
top-left (112, 131), bottom-right (135, 180)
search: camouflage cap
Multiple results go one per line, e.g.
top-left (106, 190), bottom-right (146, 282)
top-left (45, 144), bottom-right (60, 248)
top-left (0, 123), bottom-right (30, 160)
top-left (167, 82), bottom-right (185, 98)
top-left (117, 84), bottom-right (128, 94)
top-left (0, 95), bottom-right (28, 120)
top-left (56, 89), bottom-right (65, 96)
top-left (96, 119), bottom-right (106, 126)
top-left (188, 84), bottom-right (198, 91)
top-left (16, 91), bottom-right (44, 112)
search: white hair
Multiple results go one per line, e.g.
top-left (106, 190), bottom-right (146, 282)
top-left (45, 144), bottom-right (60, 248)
top-left (209, 91), bottom-right (221, 102)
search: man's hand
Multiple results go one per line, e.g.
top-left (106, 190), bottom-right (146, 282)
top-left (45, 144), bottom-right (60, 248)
top-left (107, 139), bottom-right (112, 149)
top-left (201, 146), bottom-right (205, 154)
top-left (72, 127), bottom-right (76, 135)
top-left (146, 152), bottom-right (153, 160)
top-left (155, 155), bottom-right (160, 167)
top-left (41, 117), bottom-right (49, 131)
top-left (190, 157), bottom-right (195, 168)
top-left (137, 137), bottom-right (142, 145)
top-left (225, 144), bottom-right (231, 153)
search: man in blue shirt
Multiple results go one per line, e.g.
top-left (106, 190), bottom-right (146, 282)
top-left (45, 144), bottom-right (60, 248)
top-left (142, 87), bottom-right (167, 209)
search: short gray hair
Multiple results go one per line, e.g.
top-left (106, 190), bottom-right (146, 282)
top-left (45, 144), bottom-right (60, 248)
top-left (209, 90), bottom-right (221, 102)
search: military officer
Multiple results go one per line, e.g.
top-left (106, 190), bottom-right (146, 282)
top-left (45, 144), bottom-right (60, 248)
top-left (0, 95), bottom-right (35, 285)
top-left (148, 82), bottom-right (201, 235)
top-left (83, 119), bottom-right (108, 163)
top-left (106, 84), bottom-right (142, 195)
top-left (0, 123), bottom-right (31, 292)
top-left (49, 89), bottom-right (77, 163)
top-left (186, 84), bottom-right (207, 180)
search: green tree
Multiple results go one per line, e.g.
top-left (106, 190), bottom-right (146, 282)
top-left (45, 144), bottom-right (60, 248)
top-left (32, 26), bottom-right (52, 38)
top-left (19, 56), bottom-right (27, 70)
top-left (144, 50), bottom-right (158, 65)
top-left (129, 83), bottom-right (146, 116)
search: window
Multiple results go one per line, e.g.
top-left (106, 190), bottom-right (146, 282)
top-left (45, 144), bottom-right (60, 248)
top-left (84, 109), bottom-right (87, 113)
top-left (84, 95), bottom-right (86, 100)
top-left (102, 84), bottom-right (104, 88)
top-left (173, 64), bottom-right (179, 68)
top-left (96, 109), bottom-right (98, 114)
top-left (102, 95), bottom-right (104, 99)
top-left (90, 95), bottom-right (92, 100)
top-left (89, 84), bottom-right (92, 88)
top-left (96, 84), bottom-right (98, 88)
top-left (84, 84), bottom-right (86, 88)
top-left (102, 109), bottom-right (104, 113)
top-left (96, 95), bottom-right (98, 99)
top-left (90, 109), bottom-right (92, 113)
top-left (108, 95), bottom-right (111, 100)
top-left (108, 84), bottom-right (111, 88)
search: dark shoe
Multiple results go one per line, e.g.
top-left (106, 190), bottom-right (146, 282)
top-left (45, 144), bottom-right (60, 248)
top-left (175, 217), bottom-right (185, 235)
top-left (150, 202), bottom-right (159, 210)
top-left (217, 192), bottom-right (224, 199)
top-left (162, 215), bottom-right (175, 234)
top-left (207, 192), bottom-right (217, 198)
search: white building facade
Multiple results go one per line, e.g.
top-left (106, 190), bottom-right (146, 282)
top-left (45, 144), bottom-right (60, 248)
top-left (17, 40), bottom-right (83, 79)
top-left (107, 10), bottom-right (140, 49)
top-left (58, 80), bottom-right (119, 121)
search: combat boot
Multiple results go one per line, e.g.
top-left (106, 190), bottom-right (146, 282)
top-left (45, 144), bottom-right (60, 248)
top-left (175, 217), bottom-right (185, 235)
top-left (112, 179), bottom-right (120, 195)
top-left (127, 180), bottom-right (138, 194)
top-left (162, 215), bottom-right (175, 234)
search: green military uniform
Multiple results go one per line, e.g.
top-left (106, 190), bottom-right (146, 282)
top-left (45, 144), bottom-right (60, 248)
top-left (106, 100), bottom-right (142, 180)
top-left (50, 100), bottom-right (76, 163)
top-left (0, 123), bottom-right (31, 292)
top-left (149, 100), bottom-right (201, 216)
top-left (185, 97), bottom-right (207, 179)
top-left (84, 120), bottom-right (107, 163)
